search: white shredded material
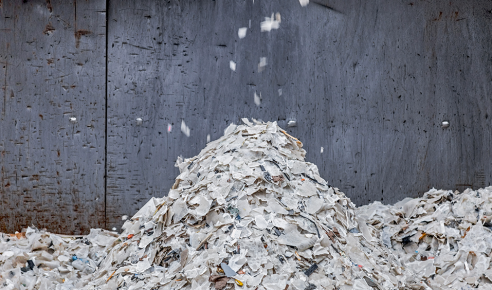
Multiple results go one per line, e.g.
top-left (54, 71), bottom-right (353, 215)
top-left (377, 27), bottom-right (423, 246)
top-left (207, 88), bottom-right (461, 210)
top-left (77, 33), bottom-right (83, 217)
top-left (260, 13), bottom-right (280, 32)
top-left (181, 119), bottom-right (191, 137)
top-left (258, 57), bottom-right (267, 72)
top-left (254, 91), bottom-right (261, 106)
top-left (299, 0), bottom-right (309, 7)
top-left (1, 120), bottom-right (491, 290)
top-left (238, 27), bottom-right (247, 39)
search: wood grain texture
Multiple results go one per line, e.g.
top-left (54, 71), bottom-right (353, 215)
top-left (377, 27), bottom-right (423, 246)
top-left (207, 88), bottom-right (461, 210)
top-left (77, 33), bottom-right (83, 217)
top-left (106, 0), bottom-right (492, 230)
top-left (1, 0), bottom-right (491, 233)
top-left (0, 0), bottom-right (106, 234)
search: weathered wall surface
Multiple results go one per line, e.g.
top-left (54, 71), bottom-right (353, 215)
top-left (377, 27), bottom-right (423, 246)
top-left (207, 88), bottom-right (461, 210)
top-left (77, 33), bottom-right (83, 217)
top-left (0, 0), bottom-right (106, 234)
top-left (106, 0), bottom-right (492, 229)
top-left (1, 0), bottom-right (492, 233)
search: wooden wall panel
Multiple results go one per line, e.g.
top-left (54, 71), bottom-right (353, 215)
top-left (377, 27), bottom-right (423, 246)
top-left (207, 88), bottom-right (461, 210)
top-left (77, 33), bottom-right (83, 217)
top-left (1, 0), bottom-right (491, 233)
top-left (0, 0), bottom-right (106, 234)
top-left (106, 0), bottom-right (492, 229)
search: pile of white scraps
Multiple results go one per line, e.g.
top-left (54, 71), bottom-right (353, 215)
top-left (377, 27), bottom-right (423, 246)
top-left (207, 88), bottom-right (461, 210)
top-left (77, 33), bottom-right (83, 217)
top-left (1, 119), bottom-right (492, 290)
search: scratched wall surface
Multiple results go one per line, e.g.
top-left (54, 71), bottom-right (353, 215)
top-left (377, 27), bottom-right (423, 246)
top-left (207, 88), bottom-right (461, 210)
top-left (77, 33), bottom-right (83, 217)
top-left (106, 0), bottom-right (492, 230)
top-left (0, 0), bottom-right (106, 234)
top-left (1, 0), bottom-right (491, 233)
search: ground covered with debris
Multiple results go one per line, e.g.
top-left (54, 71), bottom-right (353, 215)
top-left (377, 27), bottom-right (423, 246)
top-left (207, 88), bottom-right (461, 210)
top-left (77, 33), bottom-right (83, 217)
top-left (1, 120), bottom-right (492, 290)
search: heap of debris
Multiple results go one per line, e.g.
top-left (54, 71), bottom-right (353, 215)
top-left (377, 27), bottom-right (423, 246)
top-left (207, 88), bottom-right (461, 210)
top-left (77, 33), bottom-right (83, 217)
top-left (357, 187), bottom-right (492, 289)
top-left (84, 119), bottom-right (399, 289)
top-left (0, 228), bottom-right (117, 290)
top-left (2, 120), bottom-right (492, 290)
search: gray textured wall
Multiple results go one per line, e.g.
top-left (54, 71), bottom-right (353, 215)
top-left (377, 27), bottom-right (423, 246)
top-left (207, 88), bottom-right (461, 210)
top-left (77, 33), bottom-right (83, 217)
top-left (2, 0), bottom-right (492, 234)
top-left (0, 0), bottom-right (106, 234)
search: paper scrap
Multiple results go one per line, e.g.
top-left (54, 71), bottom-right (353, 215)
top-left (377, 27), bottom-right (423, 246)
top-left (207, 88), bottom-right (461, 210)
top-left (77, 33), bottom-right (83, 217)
top-left (260, 13), bottom-right (280, 32)
top-left (181, 120), bottom-right (190, 137)
top-left (258, 57), bottom-right (267, 72)
top-left (238, 27), bottom-right (247, 39)
top-left (254, 91), bottom-right (261, 106)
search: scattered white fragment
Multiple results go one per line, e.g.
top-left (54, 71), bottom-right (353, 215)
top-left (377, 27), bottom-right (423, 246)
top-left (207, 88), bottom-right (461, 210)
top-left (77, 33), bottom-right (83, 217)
top-left (260, 13), bottom-right (280, 32)
top-left (229, 60), bottom-right (236, 71)
top-left (258, 57), bottom-right (267, 72)
top-left (441, 120), bottom-right (450, 128)
top-left (320, 147), bottom-right (324, 153)
top-left (136, 118), bottom-right (143, 125)
top-left (69, 117), bottom-right (77, 123)
top-left (255, 215), bottom-right (268, 229)
top-left (181, 120), bottom-right (190, 137)
top-left (57, 255), bottom-right (70, 262)
top-left (241, 118), bottom-right (253, 126)
top-left (231, 229), bottom-right (242, 239)
top-left (249, 19), bottom-right (251, 28)
top-left (207, 134), bottom-right (210, 142)
top-left (254, 91), bottom-right (261, 106)
top-left (287, 120), bottom-right (297, 127)
top-left (139, 235), bottom-right (154, 249)
top-left (278, 88), bottom-right (282, 96)
top-left (224, 123), bottom-right (236, 136)
top-left (299, 0), bottom-right (309, 7)
top-left (111, 227), bottom-right (116, 231)
top-left (1, 251), bottom-right (14, 259)
top-left (167, 123), bottom-right (172, 133)
top-left (136, 258), bottom-right (151, 273)
top-left (121, 215), bottom-right (128, 221)
top-left (238, 27), bottom-right (247, 39)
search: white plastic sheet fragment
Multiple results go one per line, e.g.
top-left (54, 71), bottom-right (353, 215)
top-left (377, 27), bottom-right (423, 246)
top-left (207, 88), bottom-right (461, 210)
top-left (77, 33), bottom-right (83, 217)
top-left (229, 60), bottom-right (236, 71)
top-left (255, 215), bottom-right (269, 229)
top-left (172, 198), bottom-right (188, 223)
top-left (181, 119), bottom-right (191, 137)
top-left (228, 251), bottom-right (247, 272)
top-left (238, 27), bottom-right (247, 38)
top-left (277, 224), bottom-right (316, 251)
top-left (258, 57), bottom-right (267, 72)
top-left (139, 235), bottom-right (154, 249)
top-left (296, 180), bottom-right (318, 197)
top-left (260, 13), bottom-right (280, 32)
top-left (299, 0), bottom-right (309, 6)
top-left (254, 91), bottom-right (261, 106)
top-left (194, 196), bottom-right (212, 217)
top-left (305, 196), bottom-right (323, 214)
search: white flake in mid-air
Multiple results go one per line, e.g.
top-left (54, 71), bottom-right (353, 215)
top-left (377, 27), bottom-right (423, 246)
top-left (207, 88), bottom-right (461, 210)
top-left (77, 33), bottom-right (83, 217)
top-left (238, 27), bottom-right (247, 39)
top-left (181, 120), bottom-right (190, 137)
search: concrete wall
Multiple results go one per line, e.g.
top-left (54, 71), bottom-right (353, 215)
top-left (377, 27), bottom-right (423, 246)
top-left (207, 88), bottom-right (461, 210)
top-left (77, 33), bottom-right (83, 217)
top-left (1, 0), bottom-right (492, 234)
